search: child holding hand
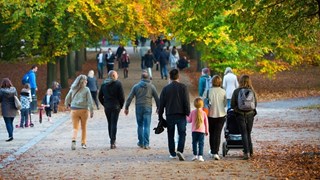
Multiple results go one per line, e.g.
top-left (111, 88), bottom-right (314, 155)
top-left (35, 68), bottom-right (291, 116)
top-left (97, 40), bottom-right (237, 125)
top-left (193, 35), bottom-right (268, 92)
top-left (41, 88), bottom-right (54, 122)
top-left (187, 97), bottom-right (209, 162)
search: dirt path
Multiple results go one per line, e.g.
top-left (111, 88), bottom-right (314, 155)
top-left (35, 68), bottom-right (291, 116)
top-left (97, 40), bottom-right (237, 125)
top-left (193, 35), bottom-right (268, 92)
top-left (0, 47), bottom-right (319, 179)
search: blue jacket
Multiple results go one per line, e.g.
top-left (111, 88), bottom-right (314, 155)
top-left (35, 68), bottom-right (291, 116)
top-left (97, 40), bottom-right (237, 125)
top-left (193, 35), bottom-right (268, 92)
top-left (28, 70), bottom-right (37, 89)
top-left (198, 74), bottom-right (210, 96)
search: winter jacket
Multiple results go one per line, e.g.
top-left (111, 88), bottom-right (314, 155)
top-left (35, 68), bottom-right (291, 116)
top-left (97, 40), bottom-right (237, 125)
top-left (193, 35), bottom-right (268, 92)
top-left (98, 78), bottom-right (125, 110)
top-left (144, 54), bottom-right (155, 68)
top-left (159, 81), bottom-right (190, 119)
top-left (28, 70), bottom-right (37, 89)
top-left (41, 94), bottom-right (53, 110)
top-left (0, 87), bottom-right (18, 117)
top-left (223, 73), bottom-right (239, 99)
top-left (20, 88), bottom-right (31, 109)
top-left (125, 79), bottom-right (159, 109)
top-left (198, 74), bottom-right (211, 96)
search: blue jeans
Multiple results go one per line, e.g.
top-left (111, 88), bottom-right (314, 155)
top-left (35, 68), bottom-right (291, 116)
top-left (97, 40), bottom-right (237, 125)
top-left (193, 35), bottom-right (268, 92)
top-left (236, 113), bottom-right (254, 154)
top-left (160, 64), bottom-right (168, 79)
top-left (20, 108), bottom-right (29, 127)
top-left (135, 106), bottom-right (152, 147)
top-left (227, 99), bottom-right (231, 109)
top-left (4, 117), bottom-right (14, 138)
top-left (166, 117), bottom-right (187, 156)
top-left (97, 63), bottom-right (104, 79)
top-left (104, 108), bottom-right (120, 144)
top-left (192, 132), bottom-right (205, 156)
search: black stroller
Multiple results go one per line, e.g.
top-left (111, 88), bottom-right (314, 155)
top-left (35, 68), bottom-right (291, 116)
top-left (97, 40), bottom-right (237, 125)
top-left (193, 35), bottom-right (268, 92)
top-left (222, 108), bottom-right (243, 157)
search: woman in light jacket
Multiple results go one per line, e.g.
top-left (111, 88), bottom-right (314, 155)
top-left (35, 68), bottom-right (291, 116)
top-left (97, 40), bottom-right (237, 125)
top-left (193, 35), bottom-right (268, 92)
top-left (0, 78), bottom-right (18, 142)
top-left (65, 75), bottom-right (94, 150)
top-left (204, 75), bottom-right (227, 160)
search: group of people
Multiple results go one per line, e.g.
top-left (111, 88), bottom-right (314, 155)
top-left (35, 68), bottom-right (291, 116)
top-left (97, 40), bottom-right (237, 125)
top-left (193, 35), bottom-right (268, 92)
top-left (197, 67), bottom-right (257, 160)
top-left (0, 49), bottom-right (257, 162)
top-left (96, 47), bottom-right (130, 79)
top-left (0, 65), bottom-right (62, 142)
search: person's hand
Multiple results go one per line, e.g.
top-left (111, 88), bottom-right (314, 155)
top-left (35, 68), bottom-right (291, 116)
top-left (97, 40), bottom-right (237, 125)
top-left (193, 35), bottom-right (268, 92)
top-left (90, 112), bottom-right (94, 118)
top-left (36, 88), bottom-right (38, 91)
top-left (124, 109), bottom-right (129, 115)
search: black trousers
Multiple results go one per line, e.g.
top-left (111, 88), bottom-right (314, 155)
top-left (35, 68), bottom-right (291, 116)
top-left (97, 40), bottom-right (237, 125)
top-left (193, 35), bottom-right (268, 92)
top-left (104, 108), bottom-right (121, 144)
top-left (208, 116), bottom-right (226, 154)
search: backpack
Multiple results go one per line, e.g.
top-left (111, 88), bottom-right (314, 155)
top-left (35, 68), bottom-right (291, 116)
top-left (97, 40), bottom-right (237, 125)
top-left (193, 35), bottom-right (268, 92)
top-left (204, 77), bottom-right (211, 92)
top-left (237, 88), bottom-right (256, 111)
top-left (22, 72), bottom-right (30, 85)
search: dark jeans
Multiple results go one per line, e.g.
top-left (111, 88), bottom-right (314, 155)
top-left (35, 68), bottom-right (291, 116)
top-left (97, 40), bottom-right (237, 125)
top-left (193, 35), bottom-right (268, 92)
top-left (166, 117), bottom-right (187, 156)
top-left (160, 64), bottom-right (168, 79)
top-left (20, 108), bottom-right (29, 127)
top-left (141, 58), bottom-right (145, 69)
top-left (104, 108), bottom-right (121, 144)
top-left (4, 117), bottom-right (14, 138)
top-left (53, 96), bottom-right (60, 113)
top-left (97, 63), bottom-right (104, 79)
top-left (208, 116), bottom-right (226, 154)
top-left (45, 107), bottom-right (52, 117)
top-left (192, 132), bottom-right (205, 156)
top-left (90, 91), bottom-right (99, 109)
top-left (236, 113), bottom-right (254, 154)
top-left (107, 63), bottom-right (114, 73)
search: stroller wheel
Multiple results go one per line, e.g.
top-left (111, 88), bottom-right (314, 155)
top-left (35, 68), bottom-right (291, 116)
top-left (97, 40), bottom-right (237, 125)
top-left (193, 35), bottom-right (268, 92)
top-left (30, 123), bottom-right (34, 127)
top-left (222, 142), bottom-right (227, 157)
top-left (15, 125), bottom-right (19, 128)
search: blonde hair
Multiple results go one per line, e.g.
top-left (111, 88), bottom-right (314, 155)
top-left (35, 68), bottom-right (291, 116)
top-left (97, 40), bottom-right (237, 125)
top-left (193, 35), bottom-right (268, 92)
top-left (88, 70), bottom-right (94, 78)
top-left (71, 74), bottom-right (87, 90)
top-left (212, 75), bottom-right (222, 87)
top-left (194, 97), bottom-right (204, 129)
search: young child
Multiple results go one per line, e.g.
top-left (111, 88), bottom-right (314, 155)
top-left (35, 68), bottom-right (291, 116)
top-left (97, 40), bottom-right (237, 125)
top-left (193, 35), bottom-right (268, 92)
top-left (187, 97), bottom-right (209, 162)
top-left (20, 83), bottom-right (31, 128)
top-left (41, 88), bottom-right (54, 122)
top-left (52, 81), bottom-right (61, 113)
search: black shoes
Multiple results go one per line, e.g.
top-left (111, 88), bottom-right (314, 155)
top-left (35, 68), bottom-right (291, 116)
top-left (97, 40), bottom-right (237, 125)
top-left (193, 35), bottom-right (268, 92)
top-left (6, 137), bottom-right (13, 142)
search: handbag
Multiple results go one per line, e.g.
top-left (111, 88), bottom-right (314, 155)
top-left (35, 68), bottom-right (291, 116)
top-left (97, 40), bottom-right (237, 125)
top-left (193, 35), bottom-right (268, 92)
top-left (203, 90), bottom-right (211, 116)
top-left (14, 95), bottom-right (21, 110)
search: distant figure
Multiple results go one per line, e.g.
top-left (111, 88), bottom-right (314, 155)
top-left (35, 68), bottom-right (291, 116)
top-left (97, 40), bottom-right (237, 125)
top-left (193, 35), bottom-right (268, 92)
top-left (41, 88), bottom-right (54, 122)
top-left (124, 71), bottom-right (160, 149)
top-left (0, 78), bottom-right (18, 142)
top-left (99, 70), bottom-right (125, 149)
top-left (87, 70), bottom-right (100, 110)
top-left (159, 48), bottom-right (169, 80)
top-left (231, 75), bottom-right (257, 160)
top-left (121, 51), bottom-right (130, 78)
top-left (198, 68), bottom-right (211, 97)
top-left (96, 49), bottom-right (104, 79)
top-left (223, 67), bottom-right (239, 109)
top-left (144, 49), bottom-right (156, 80)
top-left (158, 69), bottom-right (190, 161)
top-left (139, 44), bottom-right (149, 70)
top-left (52, 81), bottom-right (61, 113)
top-left (187, 97), bottom-right (209, 162)
top-left (133, 38), bottom-right (139, 53)
top-left (105, 48), bottom-right (116, 73)
top-left (65, 75), bottom-right (94, 150)
top-left (116, 45), bottom-right (126, 70)
top-left (169, 46), bottom-right (179, 70)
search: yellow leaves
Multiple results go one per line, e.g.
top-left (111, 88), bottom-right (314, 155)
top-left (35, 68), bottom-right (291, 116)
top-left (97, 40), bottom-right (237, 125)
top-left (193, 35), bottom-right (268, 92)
top-left (244, 35), bottom-right (253, 42)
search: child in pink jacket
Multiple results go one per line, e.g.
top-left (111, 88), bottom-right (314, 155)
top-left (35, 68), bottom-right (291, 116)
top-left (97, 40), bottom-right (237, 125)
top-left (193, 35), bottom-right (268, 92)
top-left (187, 97), bottom-right (209, 162)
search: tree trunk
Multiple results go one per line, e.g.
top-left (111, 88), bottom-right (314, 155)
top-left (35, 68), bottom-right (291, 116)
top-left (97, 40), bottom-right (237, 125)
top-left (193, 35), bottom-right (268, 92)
top-left (67, 51), bottom-right (76, 78)
top-left (47, 62), bottom-right (55, 89)
top-left (60, 55), bottom-right (68, 88)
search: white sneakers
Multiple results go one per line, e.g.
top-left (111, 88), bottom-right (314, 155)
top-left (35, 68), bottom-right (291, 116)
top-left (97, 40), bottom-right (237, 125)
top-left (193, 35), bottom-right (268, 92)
top-left (191, 155), bottom-right (204, 162)
top-left (198, 156), bottom-right (204, 162)
top-left (192, 156), bottom-right (198, 161)
top-left (213, 154), bottom-right (220, 160)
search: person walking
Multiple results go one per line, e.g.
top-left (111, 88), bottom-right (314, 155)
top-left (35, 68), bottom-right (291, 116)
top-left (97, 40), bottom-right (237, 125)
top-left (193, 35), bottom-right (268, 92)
top-left (124, 71), bottom-right (160, 149)
top-left (231, 75), bottom-right (257, 160)
top-left (41, 88), bottom-right (54, 122)
top-left (0, 78), bottom-right (18, 142)
top-left (139, 44), bottom-right (149, 70)
top-left (87, 70), bottom-right (100, 110)
top-left (116, 45), bottom-right (125, 70)
top-left (159, 48), bottom-right (169, 80)
top-left (105, 48), bottom-right (116, 73)
top-left (96, 48), bottom-right (105, 79)
top-left (223, 67), bottom-right (239, 109)
top-left (144, 49), bottom-right (156, 80)
top-left (65, 75), bottom-right (94, 150)
top-left (158, 69), bottom-right (190, 161)
top-left (121, 50), bottom-right (130, 78)
top-left (52, 81), bottom-right (61, 113)
top-left (198, 68), bottom-right (211, 97)
top-left (98, 70), bottom-right (125, 149)
top-left (187, 97), bottom-right (209, 162)
top-left (205, 75), bottom-right (227, 160)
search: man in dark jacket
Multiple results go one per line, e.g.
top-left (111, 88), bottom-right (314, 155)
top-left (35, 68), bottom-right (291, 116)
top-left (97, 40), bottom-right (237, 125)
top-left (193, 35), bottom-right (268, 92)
top-left (124, 71), bottom-right (159, 149)
top-left (158, 69), bottom-right (190, 161)
top-left (98, 70), bottom-right (125, 149)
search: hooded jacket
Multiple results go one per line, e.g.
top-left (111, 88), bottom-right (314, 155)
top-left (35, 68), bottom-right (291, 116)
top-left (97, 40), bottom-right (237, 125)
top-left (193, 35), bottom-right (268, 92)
top-left (125, 79), bottom-right (159, 110)
top-left (0, 87), bottom-right (18, 117)
top-left (98, 78), bottom-right (125, 110)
